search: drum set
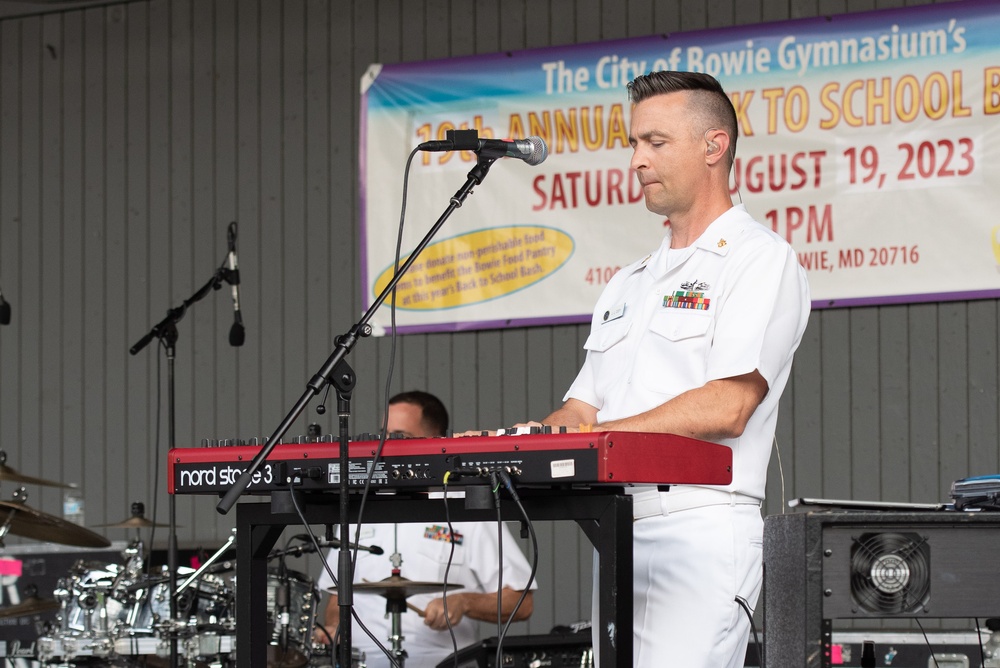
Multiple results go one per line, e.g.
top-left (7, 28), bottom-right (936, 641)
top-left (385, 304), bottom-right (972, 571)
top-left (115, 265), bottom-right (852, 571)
top-left (0, 452), bottom-right (341, 667)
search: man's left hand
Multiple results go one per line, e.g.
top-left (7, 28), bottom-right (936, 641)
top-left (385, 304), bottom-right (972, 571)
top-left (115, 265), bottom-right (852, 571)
top-left (422, 594), bottom-right (469, 630)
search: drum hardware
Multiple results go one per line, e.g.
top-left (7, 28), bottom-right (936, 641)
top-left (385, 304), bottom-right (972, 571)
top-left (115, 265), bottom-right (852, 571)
top-left (0, 488), bottom-right (110, 548)
top-left (177, 529), bottom-right (235, 596)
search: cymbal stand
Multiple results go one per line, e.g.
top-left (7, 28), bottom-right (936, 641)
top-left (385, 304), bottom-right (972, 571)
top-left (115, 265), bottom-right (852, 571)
top-left (130, 260), bottom-right (235, 668)
top-left (217, 148), bottom-right (500, 668)
top-left (0, 487), bottom-right (27, 547)
top-left (386, 596), bottom-right (408, 668)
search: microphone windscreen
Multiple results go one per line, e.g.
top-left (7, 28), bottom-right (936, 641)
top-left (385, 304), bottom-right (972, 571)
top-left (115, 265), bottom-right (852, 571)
top-left (0, 299), bottom-right (9, 325)
top-left (229, 322), bottom-right (245, 346)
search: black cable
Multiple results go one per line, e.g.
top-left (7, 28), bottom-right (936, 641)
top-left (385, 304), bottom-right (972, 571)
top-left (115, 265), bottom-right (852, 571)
top-left (914, 618), bottom-right (942, 668)
top-left (490, 473), bottom-right (505, 668)
top-left (976, 617), bottom-right (987, 668)
top-left (309, 147), bottom-right (418, 668)
top-left (495, 471), bottom-right (539, 656)
top-left (287, 485), bottom-right (399, 668)
top-left (735, 595), bottom-right (762, 668)
top-left (348, 146), bottom-right (419, 584)
top-left (441, 479), bottom-right (462, 668)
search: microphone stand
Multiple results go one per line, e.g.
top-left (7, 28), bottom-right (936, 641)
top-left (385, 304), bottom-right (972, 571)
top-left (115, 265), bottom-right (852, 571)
top-left (217, 152), bottom-right (500, 668)
top-left (130, 261), bottom-right (238, 668)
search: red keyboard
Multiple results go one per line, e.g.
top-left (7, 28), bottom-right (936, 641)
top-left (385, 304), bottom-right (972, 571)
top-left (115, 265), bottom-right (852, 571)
top-left (168, 431), bottom-right (732, 495)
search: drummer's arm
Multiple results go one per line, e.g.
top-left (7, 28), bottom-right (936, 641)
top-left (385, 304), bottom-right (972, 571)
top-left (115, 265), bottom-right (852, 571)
top-left (422, 587), bottom-right (533, 630)
top-left (315, 593), bottom-right (339, 644)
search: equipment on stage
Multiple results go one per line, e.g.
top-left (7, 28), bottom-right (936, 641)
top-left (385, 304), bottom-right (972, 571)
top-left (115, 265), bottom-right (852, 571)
top-left (435, 628), bottom-right (593, 668)
top-left (764, 508), bottom-right (1000, 668)
top-left (168, 430), bottom-right (733, 495)
top-left (0, 488), bottom-right (110, 548)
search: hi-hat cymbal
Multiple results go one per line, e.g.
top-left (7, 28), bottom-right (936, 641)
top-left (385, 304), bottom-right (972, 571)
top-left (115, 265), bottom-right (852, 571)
top-left (0, 500), bottom-right (110, 548)
top-left (92, 501), bottom-right (173, 529)
top-left (0, 452), bottom-right (70, 489)
top-left (0, 595), bottom-right (60, 619)
top-left (331, 575), bottom-right (464, 600)
top-left (93, 515), bottom-right (171, 529)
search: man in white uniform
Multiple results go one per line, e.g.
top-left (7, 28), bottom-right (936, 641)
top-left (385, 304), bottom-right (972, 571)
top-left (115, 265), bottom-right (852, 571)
top-left (316, 391), bottom-right (536, 668)
top-left (535, 72), bottom-right (811, 667)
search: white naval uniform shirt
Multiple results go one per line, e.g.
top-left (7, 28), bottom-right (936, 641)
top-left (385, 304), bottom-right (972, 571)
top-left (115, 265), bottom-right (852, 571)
top-left (565, 204), bottom-right (810, 500)
top-left (317, 522), bottom-right (536, 668)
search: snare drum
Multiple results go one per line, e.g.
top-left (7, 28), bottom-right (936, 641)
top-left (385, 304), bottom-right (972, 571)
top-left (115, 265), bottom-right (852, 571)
top-left (61, 561), bottom-right (128, 636)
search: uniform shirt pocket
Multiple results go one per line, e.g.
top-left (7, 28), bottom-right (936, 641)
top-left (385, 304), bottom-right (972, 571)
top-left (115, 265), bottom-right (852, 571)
top-left (638, 311), bottom-right (714, 395)
top-left (583, 318), bottom-right (632, 353)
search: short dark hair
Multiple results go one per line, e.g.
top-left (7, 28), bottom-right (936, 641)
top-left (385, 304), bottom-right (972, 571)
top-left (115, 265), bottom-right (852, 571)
top-left (389, 390), bottom-right (449, 436)
top-left (627, 71), bottom-right (739, 161)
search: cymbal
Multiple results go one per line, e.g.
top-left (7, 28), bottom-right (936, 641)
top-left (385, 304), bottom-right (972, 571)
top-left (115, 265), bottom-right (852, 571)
top-left (92, 502), bottom-right (173, 529)
top-left (0, 595), bottom-right (60, 619)
top-left (332, 575), bottom-right (464, 600)
top-left (0, 452), bottom-right (70, 489)
top-left (0, 500), bottom-right (110, 548)
top-left (93, 516), bottom-right (170, 529)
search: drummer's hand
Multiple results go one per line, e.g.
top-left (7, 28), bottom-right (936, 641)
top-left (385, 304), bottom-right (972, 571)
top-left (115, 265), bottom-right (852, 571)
top-left (422, 595), bottom-right (468, 631)
top-left (313, 624), bottom-right (337, 645)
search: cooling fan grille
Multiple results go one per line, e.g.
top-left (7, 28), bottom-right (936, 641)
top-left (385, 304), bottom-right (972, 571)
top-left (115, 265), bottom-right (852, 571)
top-left (849, 531), bottom-right (931, 614)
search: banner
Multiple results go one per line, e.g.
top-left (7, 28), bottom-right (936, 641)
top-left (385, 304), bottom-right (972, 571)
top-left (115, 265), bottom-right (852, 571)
top-left (361, 0), bottom-right (1000, 334)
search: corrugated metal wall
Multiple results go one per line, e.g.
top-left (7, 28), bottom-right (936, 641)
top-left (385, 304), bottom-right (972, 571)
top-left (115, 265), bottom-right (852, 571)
top-left (1, 0), bottom-right (995, 637)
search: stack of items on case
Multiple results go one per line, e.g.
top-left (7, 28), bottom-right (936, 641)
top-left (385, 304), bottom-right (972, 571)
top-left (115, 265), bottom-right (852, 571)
top-left (951, 474), bottom-right (1000, 511)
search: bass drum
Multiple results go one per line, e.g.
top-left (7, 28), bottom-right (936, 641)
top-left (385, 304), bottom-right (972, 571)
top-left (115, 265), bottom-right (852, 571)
top-left (233, 568), bottom-right (318, 668)
top-left (125, 566), bottom-right (234, 636)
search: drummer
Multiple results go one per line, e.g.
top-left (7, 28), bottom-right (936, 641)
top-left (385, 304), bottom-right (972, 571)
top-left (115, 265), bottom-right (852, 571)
top-left (314, 391), bottom-right (537, 668)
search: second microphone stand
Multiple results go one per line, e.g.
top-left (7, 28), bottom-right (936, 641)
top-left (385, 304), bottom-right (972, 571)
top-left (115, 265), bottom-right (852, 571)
top-left (218, 150), bottom-right (499, 668)
top-left (130, 260), bottom-right (239, 668)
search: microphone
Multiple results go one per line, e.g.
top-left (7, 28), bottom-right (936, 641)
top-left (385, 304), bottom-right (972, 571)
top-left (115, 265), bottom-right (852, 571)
top-left (0, 285), bottom-right (9, 325)
top-left (273, 535), bottom-right (385, 558)
top-left (418, 132), bottom-right (548, 166)
top-left (226, 222), bottom-right (245, 346)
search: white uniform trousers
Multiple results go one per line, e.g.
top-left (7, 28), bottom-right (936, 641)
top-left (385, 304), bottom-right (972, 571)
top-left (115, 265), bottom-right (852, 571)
top-left (592, 503), bottom-right (763, 668)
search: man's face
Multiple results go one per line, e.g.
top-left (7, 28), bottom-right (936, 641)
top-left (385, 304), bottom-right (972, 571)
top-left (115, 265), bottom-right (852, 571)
top-left (386, 402), bottom-right (434, 438)
top-left (628, 91), bottom-right (705, 218)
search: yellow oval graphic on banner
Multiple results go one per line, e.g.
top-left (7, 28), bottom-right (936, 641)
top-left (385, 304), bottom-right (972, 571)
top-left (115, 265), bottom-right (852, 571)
top-left (373, 226), bottom-right (574, 310)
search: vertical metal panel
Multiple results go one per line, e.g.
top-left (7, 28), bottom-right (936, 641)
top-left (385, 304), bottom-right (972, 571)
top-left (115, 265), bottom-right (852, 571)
top-left (849, 309), bottom-right (881, 498)
top-left (878, 305), bottom-right (911, 501)
top-left (820, 311), bottom-right (852, 498)
top-left (968, 300), bottom-right (999, 474)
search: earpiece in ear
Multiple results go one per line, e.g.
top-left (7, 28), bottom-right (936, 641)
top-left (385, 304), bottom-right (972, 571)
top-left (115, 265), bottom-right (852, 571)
top-left (707, 140), bottom-right (720, 155)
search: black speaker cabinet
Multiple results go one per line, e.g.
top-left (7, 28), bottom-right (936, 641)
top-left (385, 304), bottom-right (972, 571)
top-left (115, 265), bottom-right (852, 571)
top-left (764, 510), bottom-right (1000, 668)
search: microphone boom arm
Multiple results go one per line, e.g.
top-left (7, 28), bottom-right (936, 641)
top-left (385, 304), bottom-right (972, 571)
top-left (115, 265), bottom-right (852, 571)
top-left (215, 151), bottom-right (498, 668)
top-left (216, 152), bottom-right (499, 514)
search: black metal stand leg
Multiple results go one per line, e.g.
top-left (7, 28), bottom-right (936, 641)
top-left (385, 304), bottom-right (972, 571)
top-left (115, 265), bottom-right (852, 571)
top-left (236, 505), bottom-right (286, 665)
top-left (234, 489), bottom-right (632, 667)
